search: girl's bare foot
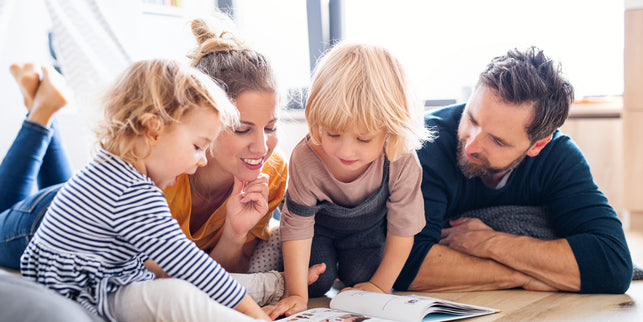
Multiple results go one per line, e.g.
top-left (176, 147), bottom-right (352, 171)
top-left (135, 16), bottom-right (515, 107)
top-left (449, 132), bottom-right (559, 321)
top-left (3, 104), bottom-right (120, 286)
top-left (9, 63), bottom-right (41, 111)
top-left (28, 66), bottom-right (69, 127)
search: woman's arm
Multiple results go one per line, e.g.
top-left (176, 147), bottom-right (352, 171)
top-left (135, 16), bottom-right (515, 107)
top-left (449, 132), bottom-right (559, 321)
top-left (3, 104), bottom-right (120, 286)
top-left (214, 174), bottom-right (270, 272)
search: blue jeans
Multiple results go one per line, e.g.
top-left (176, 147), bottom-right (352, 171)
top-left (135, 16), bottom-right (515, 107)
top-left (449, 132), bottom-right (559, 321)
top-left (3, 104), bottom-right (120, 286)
top-left (0, 119), bottom-right (71, 268)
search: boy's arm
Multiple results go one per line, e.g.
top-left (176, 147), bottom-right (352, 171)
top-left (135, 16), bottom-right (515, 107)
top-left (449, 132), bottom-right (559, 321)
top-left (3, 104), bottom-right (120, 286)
top-left (268, 238), bottom-right (312, 320)
top-left (351, 234), bottom-right (413, 293)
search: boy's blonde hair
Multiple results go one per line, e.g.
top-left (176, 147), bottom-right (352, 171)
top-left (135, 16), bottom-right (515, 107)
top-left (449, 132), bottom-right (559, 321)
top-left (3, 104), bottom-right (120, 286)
top-left (96, 59), bottom-right (238, 164)
top-left (305, 42), bottom-right (433, 161)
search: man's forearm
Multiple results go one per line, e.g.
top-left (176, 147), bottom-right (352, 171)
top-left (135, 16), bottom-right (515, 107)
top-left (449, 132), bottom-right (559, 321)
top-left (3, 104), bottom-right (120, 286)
top-left (483, 234), bottom-right (580, 292)
top-left (407, 244), bottom-right (549, 292)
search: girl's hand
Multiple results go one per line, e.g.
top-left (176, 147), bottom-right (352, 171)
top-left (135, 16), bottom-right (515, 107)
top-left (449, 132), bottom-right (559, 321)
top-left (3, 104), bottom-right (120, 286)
top-left (267, 295), bottom-right (308, 320)
top-left (225, 174), bottom-right (270, 239)
top-left (234, 295), bottom-right (271, 321)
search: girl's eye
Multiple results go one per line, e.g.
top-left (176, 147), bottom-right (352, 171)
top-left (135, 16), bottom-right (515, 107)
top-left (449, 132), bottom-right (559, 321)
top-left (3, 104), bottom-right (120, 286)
top-left (327, 132), bottom-right (339, 138)
top-left (193, 144), bottom-right (203, 151)
top-left (357, 138), bottom-right (371, 143)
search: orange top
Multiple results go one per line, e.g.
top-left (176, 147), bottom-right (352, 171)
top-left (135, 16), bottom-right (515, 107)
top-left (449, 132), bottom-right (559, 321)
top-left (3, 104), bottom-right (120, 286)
top-left (163, 152), bottom-right (287, 252)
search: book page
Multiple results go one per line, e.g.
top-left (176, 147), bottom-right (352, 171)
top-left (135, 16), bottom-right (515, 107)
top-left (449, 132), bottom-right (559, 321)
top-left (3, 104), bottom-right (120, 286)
top-left (275, 308), bottom-right (397, 322)
top-left (330, 290), bottom-right (499, 322)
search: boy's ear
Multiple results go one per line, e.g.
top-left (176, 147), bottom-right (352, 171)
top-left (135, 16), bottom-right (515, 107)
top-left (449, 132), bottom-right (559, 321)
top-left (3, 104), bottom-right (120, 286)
top-left (526, 135), bottom-right (552, 157)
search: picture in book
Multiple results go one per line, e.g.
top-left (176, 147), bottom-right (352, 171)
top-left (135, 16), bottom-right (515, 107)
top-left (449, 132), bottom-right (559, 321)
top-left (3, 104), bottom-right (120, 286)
top-left (276, 290), bottom-right (500, 322)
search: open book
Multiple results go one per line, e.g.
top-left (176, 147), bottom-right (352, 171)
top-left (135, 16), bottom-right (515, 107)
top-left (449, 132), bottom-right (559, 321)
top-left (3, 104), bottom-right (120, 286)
top-left (277, 290), bottom-right (500, 322)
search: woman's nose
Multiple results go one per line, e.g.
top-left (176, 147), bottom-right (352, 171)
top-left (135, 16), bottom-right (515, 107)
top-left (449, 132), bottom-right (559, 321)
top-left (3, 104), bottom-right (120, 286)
top-left (249, 131), bottom-right (268, 155)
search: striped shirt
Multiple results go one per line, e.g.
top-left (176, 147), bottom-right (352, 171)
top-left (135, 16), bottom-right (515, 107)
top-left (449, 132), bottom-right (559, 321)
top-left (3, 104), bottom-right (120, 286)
top-left (20, 149), bottom-right (246, 321)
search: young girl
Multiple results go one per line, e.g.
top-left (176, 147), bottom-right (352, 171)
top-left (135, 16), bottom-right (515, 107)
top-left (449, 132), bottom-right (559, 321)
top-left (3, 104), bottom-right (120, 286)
top-left (19, 59), bottom-right (270, 321)
top-left (270, 42), bottom-right (434, 318)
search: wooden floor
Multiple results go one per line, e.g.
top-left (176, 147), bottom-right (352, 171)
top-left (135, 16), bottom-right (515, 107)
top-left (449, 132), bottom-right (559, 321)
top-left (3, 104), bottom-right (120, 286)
top-left (308, 228), bottom-right (643, 321)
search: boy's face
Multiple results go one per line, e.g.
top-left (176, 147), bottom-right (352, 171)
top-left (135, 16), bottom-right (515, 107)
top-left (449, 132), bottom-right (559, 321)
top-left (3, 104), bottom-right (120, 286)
top-left (146, 106), bottom-right (221, 189)
top-left (315, 125), bottom-right (387, 182)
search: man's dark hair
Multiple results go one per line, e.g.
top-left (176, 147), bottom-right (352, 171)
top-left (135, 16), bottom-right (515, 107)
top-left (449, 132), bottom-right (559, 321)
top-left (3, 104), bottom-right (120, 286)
top-left (479, 46), bottom-right (575, 142)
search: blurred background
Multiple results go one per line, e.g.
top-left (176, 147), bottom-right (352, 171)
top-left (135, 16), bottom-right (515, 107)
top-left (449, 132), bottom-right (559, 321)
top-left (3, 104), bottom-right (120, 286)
top-left (1, 0), bottom-right (638, 224)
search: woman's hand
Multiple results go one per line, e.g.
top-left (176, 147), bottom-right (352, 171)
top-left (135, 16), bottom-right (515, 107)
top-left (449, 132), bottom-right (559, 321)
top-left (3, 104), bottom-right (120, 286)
top-left (225, 174), bottom-right (270, 239)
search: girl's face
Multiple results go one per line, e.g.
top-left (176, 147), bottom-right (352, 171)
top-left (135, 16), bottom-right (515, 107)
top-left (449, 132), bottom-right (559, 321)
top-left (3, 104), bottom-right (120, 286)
top-left (316, 125), bottom-right (387, 182)
top-left (145, 106), bottom-right (221, 189)
top-left (207, 90), bottom-right (279, 182)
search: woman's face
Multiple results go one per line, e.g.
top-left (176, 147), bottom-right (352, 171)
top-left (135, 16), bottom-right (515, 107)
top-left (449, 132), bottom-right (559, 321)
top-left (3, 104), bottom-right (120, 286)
top-left (207, 90), bottom-right (279, 182)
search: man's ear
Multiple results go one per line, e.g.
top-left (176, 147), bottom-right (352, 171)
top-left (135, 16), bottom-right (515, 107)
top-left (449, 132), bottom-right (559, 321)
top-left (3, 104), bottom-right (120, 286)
top-left (526, 135), bottom-right (552, 157)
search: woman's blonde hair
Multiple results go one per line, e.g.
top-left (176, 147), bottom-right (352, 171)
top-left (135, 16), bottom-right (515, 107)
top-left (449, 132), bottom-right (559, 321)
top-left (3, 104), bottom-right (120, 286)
top-left (96, 59), bottom-right (238, 164)
top-left (187, 17), bottom-right (277, 100)
top-left (305, 42), bottom-right (433, 161)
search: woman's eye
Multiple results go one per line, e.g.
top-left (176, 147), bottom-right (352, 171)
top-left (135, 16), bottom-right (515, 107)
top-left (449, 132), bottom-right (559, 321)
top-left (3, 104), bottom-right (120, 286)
top-left (234, 128), bottom-right (250, 134)
top-left (193, 145), bottom-right (202, 151)
top-left (357, 138), bottom-right (371, 143)
top-left (265, 127), bottom-right (277, 133)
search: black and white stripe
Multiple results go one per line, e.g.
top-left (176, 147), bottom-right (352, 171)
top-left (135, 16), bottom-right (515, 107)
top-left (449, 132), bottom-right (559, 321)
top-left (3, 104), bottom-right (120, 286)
top-left (21, 149), bottom-right (245, 320)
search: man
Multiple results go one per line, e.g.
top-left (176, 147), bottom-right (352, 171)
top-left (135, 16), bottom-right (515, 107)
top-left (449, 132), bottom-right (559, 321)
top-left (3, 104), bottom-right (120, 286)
top-left (394, 46), bottom-right (632, 294)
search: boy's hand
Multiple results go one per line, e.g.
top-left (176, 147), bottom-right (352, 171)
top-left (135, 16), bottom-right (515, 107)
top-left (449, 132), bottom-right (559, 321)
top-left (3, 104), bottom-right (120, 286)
top-left (268, 295), bottom-right (307, 320)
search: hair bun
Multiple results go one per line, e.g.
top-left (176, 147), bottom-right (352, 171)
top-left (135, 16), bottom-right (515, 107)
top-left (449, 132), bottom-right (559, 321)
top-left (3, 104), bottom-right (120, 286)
top-left (189, 18), bottom-right (245, 63)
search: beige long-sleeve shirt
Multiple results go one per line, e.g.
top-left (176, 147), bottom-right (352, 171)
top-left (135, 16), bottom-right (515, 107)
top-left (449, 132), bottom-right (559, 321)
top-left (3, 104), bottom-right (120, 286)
top-left (280, 136), bottom-right (425, 241)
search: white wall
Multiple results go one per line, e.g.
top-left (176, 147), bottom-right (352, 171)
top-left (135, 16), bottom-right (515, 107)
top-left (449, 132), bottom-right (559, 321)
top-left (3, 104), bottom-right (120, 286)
top-left (0, 0), bottom-right (216, 171)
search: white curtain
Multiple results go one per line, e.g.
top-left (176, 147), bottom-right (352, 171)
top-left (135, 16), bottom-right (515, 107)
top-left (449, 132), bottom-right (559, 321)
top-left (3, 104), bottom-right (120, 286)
top-left (44, 0), bottom-right (132, 104)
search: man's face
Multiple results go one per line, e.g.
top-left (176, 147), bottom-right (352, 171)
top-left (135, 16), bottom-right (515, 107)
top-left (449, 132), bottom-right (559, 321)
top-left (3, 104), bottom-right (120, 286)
top-left (456, 86), bottom-right (539, 183)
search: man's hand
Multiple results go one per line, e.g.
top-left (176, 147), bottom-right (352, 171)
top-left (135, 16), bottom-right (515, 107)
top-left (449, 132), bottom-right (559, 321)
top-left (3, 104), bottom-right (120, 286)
top-left (343, 281), bottom-right (386, 293)
top-left (439, 217), bottom-right (498, 258)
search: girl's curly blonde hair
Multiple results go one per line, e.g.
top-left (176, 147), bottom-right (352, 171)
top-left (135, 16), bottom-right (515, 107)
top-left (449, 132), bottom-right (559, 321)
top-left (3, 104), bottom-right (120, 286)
top-left (96, 59), bottom-right (238, 164)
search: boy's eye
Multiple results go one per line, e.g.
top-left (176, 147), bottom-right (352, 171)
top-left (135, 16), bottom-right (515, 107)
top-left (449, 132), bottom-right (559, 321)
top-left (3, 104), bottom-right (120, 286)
top-left (327, 132), bottom-right (340, 138)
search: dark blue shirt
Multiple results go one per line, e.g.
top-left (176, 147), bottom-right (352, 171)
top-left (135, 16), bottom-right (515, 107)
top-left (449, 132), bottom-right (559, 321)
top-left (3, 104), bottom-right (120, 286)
top-left (395, 104), bottom-right (632, 293)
